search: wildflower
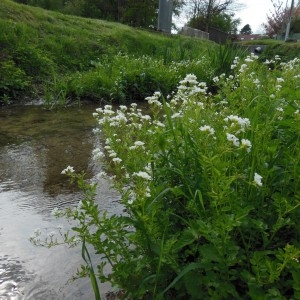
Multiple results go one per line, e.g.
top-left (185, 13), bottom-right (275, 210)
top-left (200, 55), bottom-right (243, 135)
top-left (112, 157), bottom-right (122, 164)
top-left (133, 171), bottom-right (152, 181)
top-left (226, 133), bottom-right (240, 147)
top-left (199, 125), bottom-right (215, 135)
top-left (213, 76), bottom-right (219, 83)
top-left (277, 78), bottom-right (284, 83)
top-left (61, 166), bottom-right (75, 174)
top-left (254, 172), bottom-right (263, 186)
top-left (108, 151), bottom-right (117, 158)
top-left (171, 112), bottom-right (182, 119)
top-left (134, 141), bottom-right (145, 147)
top-left (241, 139), bottom-right (252, 153)
top-left (239, 64), bottom-right (248, 73)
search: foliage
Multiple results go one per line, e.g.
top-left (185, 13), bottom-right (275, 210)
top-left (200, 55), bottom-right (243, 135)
top-left (207, 42), bottom-right (247, 77)
top-left (50, 52), bottom-right (216, 104)
top-left (0, 59), bottom-right (30, 104)
top-left (0, 0), bottom-right (218, 105)
top-left (12, 0), bottom-right (185, 30)
top-left (240, 24), bottom-right (252, 35)
top-left (185, 0), bottom-right (240, 33)
top-left (263, 0), bottom-right (300, 37)
top-left (32, 54), bottom-right (300, 299)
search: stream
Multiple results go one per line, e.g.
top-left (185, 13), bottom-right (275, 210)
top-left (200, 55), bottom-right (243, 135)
top-left (0, 103), bottom-right (122, 299)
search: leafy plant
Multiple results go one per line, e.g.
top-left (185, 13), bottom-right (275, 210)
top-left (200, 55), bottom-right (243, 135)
top-left (31, 55), bottom-right (300, 299)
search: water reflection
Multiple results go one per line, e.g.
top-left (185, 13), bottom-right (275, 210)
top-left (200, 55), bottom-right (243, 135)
top-left (0, 104), bottom-right (121, 299)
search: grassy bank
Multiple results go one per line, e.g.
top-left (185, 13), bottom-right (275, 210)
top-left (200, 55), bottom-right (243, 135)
top-left (238, 38), bottom-right (300, 62)
top-left (0, 0), bottom-right (224, 105)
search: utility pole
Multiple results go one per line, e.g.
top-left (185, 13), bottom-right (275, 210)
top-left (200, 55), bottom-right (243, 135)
top-left (285, 0), bottom-right (295, 40)
top-left (157, 0), bottom-right (173, 33)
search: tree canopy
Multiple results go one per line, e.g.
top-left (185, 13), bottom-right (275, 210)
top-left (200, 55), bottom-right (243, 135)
top-left (185, 0), bottom-right (241, 34)
top-left (240, 24), bottom-right (252, 34)
top-left (263, 0), bottom-right (300, 37)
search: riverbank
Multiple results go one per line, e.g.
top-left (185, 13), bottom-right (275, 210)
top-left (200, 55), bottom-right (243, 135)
top-left (1, 0), bottom-right (220, 106)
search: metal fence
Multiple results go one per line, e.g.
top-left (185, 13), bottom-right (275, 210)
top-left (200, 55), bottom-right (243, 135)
top-left (179, 26), bottom-right (209, 40)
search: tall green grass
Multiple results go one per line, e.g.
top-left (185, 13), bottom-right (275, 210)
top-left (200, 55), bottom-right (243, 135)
top-left (0, 0), bottom-right (220, 104)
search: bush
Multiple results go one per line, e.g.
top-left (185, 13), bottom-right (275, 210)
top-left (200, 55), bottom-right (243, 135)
top-left (0, 59), bottom-right (30, 103)
top-left (33, 53), bottom-right (300, 299)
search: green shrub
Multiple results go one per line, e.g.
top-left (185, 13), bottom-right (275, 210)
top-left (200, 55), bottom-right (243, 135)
top-left (0, 59), bottom-right (30, 103)
top-left (33, 54), bottom-right (300, 299)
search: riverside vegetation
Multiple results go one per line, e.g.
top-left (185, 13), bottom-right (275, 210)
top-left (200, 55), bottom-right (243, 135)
top-left (31, 54), bottom-right (300, 299)
top-left (0, 0), bottom-right (221, 106)
top-left (2, 0), bottom-right (300, 299)
top-left (1, 0), bottom-right (300, 107)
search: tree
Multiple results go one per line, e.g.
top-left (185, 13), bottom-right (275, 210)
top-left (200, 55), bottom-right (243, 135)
top-left (240, 23), bottom-right (252, 34)
top-left (262, 0), bottom-right (300, 37)
top-left (263, 0), bottom-right (287, 37)
top-left (185, 0), bottom-right (241, 32)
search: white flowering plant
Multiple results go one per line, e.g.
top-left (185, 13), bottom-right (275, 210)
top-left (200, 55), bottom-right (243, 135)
top-left (33, 55), bottom-right (300, 299)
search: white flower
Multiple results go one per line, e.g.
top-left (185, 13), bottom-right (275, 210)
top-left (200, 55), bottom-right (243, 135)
top-left (254, 172), bottom-right (263, 186)
top-left (171, 112), bottom-right (182, 119)
top-left (61, 166), bottom-right (75, 174)
top-left (112, 157), bottom-right (122, 164)
top-left (134, 141), bottom-right (145, 147)
top-left (133, 171), bottom-right (152, 181)
top-left (241, 139), bottom-right (252, 153)
top-left (199, 125), bottom-right (215, 135)
top-left (226, 133), bottom-right (240, 147)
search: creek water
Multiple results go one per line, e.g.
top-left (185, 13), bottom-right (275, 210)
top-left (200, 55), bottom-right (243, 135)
top-left (0, 103), bottom-right (122, 299)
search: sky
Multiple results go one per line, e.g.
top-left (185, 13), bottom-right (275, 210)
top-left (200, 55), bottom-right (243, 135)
top-left (235, 0), bottom-right (273, 34)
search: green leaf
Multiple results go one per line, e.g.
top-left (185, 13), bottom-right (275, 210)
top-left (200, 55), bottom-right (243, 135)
top-left (159, 262), bottom-right (202, 296)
